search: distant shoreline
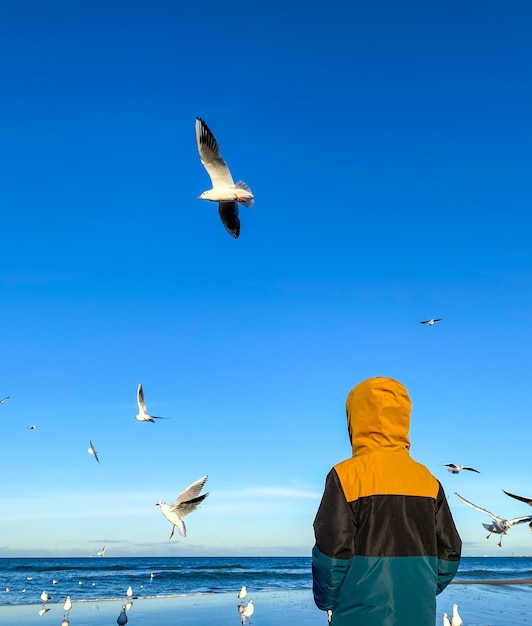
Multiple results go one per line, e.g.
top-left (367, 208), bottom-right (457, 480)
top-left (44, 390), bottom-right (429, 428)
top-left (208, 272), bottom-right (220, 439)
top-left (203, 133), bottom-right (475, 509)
top-left (452, 578), bottom-right (532, 585)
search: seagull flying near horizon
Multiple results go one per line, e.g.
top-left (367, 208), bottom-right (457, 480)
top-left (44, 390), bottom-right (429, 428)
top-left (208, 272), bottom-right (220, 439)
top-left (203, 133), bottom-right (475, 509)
top-left (503, 490), bottom-right (532, 506)
top-left (88, 440), bottom-right (100, 464)
top-left (156, 475), bottom-right (209, 538)
top-left (97, 546), bottom-right (106, 557)
top-left (455, 492), bottom-right (532, 547)
top-left (420, 318), bottom-right (442, 325)
top-left (445, 463), bottom-right (480, 474)
top-left (135, 383), bottom-right (167, 423)
top-left (195, 117), bottom-right (254, 239)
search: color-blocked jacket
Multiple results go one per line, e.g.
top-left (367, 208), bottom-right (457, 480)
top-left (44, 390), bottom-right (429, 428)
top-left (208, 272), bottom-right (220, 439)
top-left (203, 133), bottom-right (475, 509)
top-left (312, 377), bottom-right (461, 626)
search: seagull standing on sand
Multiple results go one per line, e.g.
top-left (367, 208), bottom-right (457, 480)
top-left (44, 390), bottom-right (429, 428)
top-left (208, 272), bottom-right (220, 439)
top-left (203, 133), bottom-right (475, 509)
top-left (88, 440), bottom-right (100, 463)
top-left (40, 591), bottom-right (51, 605)
top-left (195, 117), bottom-right (254, 239)
top-left (135, 383), bottom-right (167, 422)
top-left (445, 463), bottom-right (480, 474)
top-left (240, 599), bottom-right (254, 624)
top-left (117, 605), bottom-right (128, 625)
top-left (238, 586), bottom-right (247, 603)
top-left (455, 493), bottom-right (532, 547)
top-left (451, 603), bottom-right (462, 626)
top-left (503, 490), bottom-right (532, 505)
top-left (420, 318), bottom-right (442, 326)
top-left (63, 595), bottom-right (72, 617)
top-left (442, 613), bottom-right (451, 626)
top-left (126, 586), bottom-right (133, 599)
top-left (156, 475), bottom-right (209, 538)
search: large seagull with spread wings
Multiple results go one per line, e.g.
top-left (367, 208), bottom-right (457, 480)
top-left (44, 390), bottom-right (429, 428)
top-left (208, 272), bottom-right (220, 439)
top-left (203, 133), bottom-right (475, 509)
top-left (195, 117), bottom-right (254, 239)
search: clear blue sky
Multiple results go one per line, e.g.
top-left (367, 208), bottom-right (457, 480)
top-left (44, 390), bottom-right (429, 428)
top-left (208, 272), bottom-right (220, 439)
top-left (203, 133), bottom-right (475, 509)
top-left (1, 0), bottom-right (532, 557)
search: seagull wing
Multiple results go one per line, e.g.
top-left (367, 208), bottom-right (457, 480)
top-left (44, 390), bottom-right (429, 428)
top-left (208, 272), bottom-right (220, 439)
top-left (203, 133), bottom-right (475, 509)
top-left (137, 383), bottom-right (147, 412)
top-left (508, 516), bottom-right (532, 527)
top-left (455, 493), bottom-right (497, 521)
top-left (196, 118), bottom-right (234, 187)
top-left (90, 440), bottom-right (100, 464)
top-left (172, 475), bottom-right (208, 507)
top-left (171, 492), bottom-right (209, 517)
top-left (503, 490), bottom-right (532, 506)
top-left (463, 466), bottom-right (480, 473)
top-left (218, 201), bottom-right (240, 238)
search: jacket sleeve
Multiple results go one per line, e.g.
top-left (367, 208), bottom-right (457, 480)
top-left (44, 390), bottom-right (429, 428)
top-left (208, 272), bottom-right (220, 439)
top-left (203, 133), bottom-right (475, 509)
top-left (434, 482), bottom-right (462, 594)
top-left (312, 469), bottom-right (354, 610)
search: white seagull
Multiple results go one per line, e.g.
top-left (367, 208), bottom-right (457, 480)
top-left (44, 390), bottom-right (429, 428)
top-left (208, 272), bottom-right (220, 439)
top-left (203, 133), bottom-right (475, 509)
top-left (27, 425), bottom-right (37, 430)
top-left (88, 440), bottom-right (100, 463)
top-left (455, 492), bottom-right (532, 547)
top-left (451, 603), bottom-right (462, 626)
top-left (156, 475), bottom-right (209, 538)
top-left (420, 318), bottom-right (442, 325)
top-left (503, 489), bottom-right (532, 506)
top-left (63, 595), bottom-right (72, 616)
top-left (98, 546), bottom-right (106, 557)
top-left (0, 396), bottom-right (9, 404)
top-left (445, 463), bottom-right (480, 474)
top-left (40, 590), bottom-right (51, 604)
top-left (238, 585), bottom-right (247, 603)
top-left (126, 586), bottom-right (133, 598)
top-left (195, 117), bottom-right (254, 239)
top-left (135, 383), bottom-right (167, 423)
top-left (442, 613), bottom-right (451, 626)
top-left (240, 599), bottom-right (254, 624)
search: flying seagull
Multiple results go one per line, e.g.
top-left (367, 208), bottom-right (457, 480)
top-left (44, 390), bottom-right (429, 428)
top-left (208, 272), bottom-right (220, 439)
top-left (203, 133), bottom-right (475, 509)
top-left (97, 546), bottom-right (106, 557)
top-left (0, 396), bottom-right (9, 404)
top-left (195, 117), bottom-right (254, 239)
top-left (420, 319), bottom-right (442, 325)
top-left (445, 463), bottom-right (480, 474)
top-left (135, 383), bottom-right (167, 422)
top-left (88, 440), bottom-right (100, 464)
top-left (26, 425), bottom-right (37, 430)
top-left (503, 490), bottom-right (532, 506)
top-left (455, 492), bottom-right (532, 547)
top-left (156, 475), bottom-right (209, 538)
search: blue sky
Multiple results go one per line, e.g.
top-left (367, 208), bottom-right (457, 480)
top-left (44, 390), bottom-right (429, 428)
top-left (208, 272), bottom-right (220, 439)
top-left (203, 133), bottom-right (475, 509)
top-left (1, 0), bottom-right (532, 557)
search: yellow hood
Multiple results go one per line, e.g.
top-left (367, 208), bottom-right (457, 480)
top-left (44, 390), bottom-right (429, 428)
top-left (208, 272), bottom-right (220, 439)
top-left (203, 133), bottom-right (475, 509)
top-left (346, 377), bottom-right (411, 456)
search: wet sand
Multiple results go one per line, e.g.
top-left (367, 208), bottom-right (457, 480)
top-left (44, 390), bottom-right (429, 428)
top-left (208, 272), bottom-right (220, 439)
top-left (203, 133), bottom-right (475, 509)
top-left (1, 585), bottom-right (531, 626)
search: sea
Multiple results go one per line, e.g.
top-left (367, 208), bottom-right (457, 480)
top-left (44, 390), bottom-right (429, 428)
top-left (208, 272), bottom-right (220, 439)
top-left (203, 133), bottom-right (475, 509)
top-left (1, 556), bottom-right (532, 624)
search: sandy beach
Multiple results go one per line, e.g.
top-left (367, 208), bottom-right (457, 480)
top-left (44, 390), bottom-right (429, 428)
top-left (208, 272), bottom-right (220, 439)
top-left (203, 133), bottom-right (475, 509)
top-left (1, 584), bottom-right (531, 626)
top-left (0, 589), bottom-right (324, 626)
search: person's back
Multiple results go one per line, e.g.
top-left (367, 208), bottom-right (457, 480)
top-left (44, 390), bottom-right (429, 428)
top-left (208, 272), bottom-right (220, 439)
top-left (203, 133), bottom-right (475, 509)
top-left (312, 377), bottom-right (461, 626)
